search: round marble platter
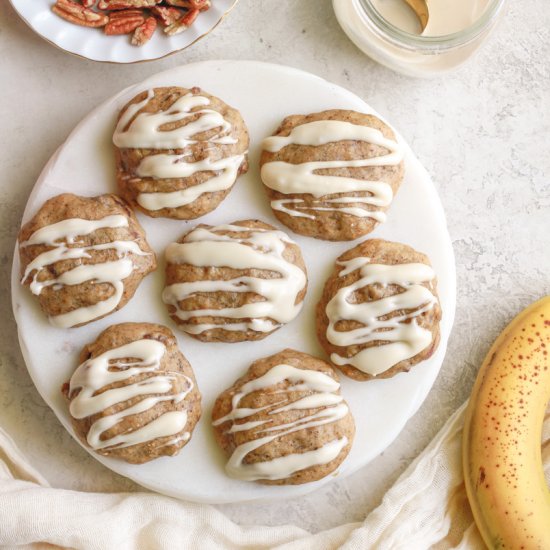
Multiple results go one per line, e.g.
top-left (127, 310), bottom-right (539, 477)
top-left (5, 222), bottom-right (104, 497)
top-left (9, 0), bottom-right (239, 63)
top-left (11, 60), bottom-right (456, 503)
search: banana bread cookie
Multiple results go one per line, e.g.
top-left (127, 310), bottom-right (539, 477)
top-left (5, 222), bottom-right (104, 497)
top-left (317, 239), bottom-right (442, 381)
top-left (162, 219), bottom-right (308, 343)
top-left (63, 322), bottom-right (201, 464)
top-left (212, 348), bottom-right (355, 484)
top-left (113, 86), bottom-right (249, 219)
top-left (18, 193), bottom-right (156, 328)
top-left (260, 110), bottom-right (404, 241)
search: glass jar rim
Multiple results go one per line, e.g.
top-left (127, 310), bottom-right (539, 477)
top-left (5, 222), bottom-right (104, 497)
top-left (357, 0), bottom-right (506, 50)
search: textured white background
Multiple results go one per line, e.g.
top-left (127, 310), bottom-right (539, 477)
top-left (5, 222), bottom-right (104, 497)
top-left (0, 0), bottom-right (548, 533)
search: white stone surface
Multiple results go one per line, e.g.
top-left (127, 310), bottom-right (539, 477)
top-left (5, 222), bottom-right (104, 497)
top-left (0, 0), bottom-right (548, 534)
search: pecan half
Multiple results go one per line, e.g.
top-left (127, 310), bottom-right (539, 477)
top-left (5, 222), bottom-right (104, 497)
top-left (109, 8), bottom-right (145, 18)
top-left (132, 16), bottom-right (157, 45)
top-left (98, 0), bottom-right (159, 10)
top-left (52, 0), bottom-right (108, 27)
top-left (164, 7), bottom-right (199, 35)
top-left (164, 0), bottom-right (191, 7)
top-left (165, 0), bottom-right (209, 8)
top-left (150, 5), bottom-right (181, 26)
top-left (191, 0), bottom-right (211, 10)
top-left (105, 10), bottom-right (145, 34)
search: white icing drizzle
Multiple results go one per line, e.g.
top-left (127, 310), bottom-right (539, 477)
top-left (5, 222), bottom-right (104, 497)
top-left (182, 319), bottom-right (279, 335)
top-left (113, 91), bottom-right (236, 149)
top-left (213, 363), bottom-right (349, 481)
top-left (326, 258), bottom-right (438, 376)
top-left (113, 90), bottom-right (242, 210)
top-left (136, 154), bottom-right (244, 211)
top-left (69, 339), bottom-right (193, 451)
top-left (261, 119), bottom-right (402, 221)
top-left (20, 215), bottom-right (149, 328)
top-left (271, 197), bottom-right (386, 222)
top-left (157, 432), bottom-right (191, 450)
top-left (162, 224), bottom-right (307, 335)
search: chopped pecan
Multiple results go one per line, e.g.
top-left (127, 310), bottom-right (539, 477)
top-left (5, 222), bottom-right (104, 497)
top-left (98, 0), bottom-right (159, 10)
top-left (132, 16), bottom-right (157, 45)
top-left (81, 0), bottom-right (96, 7)
top-left (52, 0), bottom-right (109, 27)
top-left (164, 8), bottom-right (199, 35)
top-left (150, 5), bottom-right (181, 26)
top-left (104, 11), bottom-right (145, 34)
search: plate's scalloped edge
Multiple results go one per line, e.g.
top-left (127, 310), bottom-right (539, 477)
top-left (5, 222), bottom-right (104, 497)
top-left (7, 0), bottom-right (239, 64)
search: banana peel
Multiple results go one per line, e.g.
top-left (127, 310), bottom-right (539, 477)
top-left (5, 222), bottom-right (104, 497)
top-left (463, 296), bottom-right (550, 549)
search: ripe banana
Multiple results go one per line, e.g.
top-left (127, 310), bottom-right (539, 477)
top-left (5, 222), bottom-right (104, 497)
top-left (463, 296), bottom-right (550, 550)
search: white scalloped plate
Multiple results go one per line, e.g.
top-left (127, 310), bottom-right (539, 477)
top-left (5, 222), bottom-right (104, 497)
top-left (9, 0), bottom-right (239, 63)
top-left (11, 60), bottom-right (456, 503)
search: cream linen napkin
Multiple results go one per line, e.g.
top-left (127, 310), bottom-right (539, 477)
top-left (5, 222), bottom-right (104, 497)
top-left (1, 403), bottom-right (549, 550)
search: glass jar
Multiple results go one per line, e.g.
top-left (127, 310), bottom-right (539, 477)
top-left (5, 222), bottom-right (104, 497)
top-left (333, 0), bottom-right (507, 77)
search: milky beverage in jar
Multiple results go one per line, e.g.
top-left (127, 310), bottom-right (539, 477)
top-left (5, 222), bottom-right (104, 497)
top-left (370, 0), bottom-right (492, 36)
top-left (332, 0), bottom-right (506, 76)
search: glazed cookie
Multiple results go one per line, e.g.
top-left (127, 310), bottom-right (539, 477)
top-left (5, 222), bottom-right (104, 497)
top-left (317, 239), bottom-right (441, 381)
top-left (113, 86), bottom-right (249, 219)
top-left (18, 193), bottom-right (156, 328)
top-left (212, 348), bottom-right (355, 485)
top-left (63, 323), bottom-right (201, 464)
top-left (162, 220), bottom-right (308, 343)
top-left (260, 110), bottom-right (404, 241)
